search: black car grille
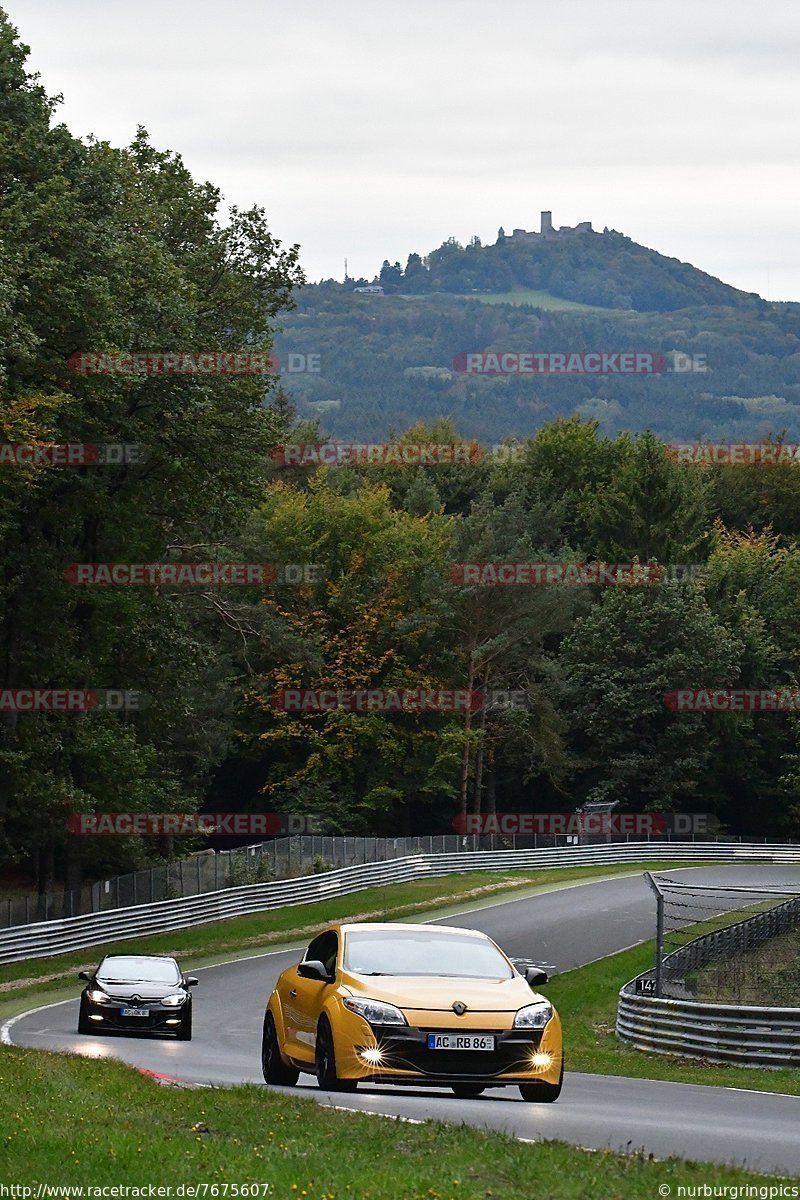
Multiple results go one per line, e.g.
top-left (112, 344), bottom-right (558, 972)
top-left (107, 1011), bottom-right (161, 1026)
top-left (87, 992), bottom-right (184, 1029)
top-left (94, 1004), bottom-right (182, 1030)
top-left (370, 1025), bottom-right (544, 1078)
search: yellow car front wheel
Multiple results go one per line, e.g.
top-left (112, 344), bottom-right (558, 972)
top-left (519, 1057), bottom-right (564, 1103)
top-left (315, 1016), bottom-right (357, 1093)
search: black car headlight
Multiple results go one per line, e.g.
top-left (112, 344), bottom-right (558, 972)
top-left (161, 993), bottom-right (187, 1007)
top-left (513, 1001), bottom-right (553, 1030)
top-left (87, 989), bottom-right (111, 1005)
top-left (343, 997), bottom-right (407, 1026)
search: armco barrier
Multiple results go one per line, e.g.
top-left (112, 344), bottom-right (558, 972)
top-left (617, 888), bottom-right (800, 1067)
top-left (617, 990), bottom-right (800, 1067)
top-left (2, 841), bottom-right (800, 966)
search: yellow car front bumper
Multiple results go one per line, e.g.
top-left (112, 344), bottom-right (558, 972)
top-left (329, 1005), bottom-right (564, 1086)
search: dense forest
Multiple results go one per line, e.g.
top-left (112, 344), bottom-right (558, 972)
top-left (2, 12), bottom-right (800, 895)
top-left (272, 249), bottom-right (800, 446)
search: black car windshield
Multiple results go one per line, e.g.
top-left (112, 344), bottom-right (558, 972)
top-left (344, 930), bottom-right (513, 979)
top-left (97, 956), bottom-right (181, 984)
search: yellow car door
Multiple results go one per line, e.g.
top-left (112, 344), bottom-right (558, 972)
top-left (284, 930), bottom-right (339, 1061)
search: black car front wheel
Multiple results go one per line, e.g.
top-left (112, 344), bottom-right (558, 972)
top-left (315, 1016), bottom-right (356, 1092)
top-left (261, 1012), bottom-right (299, 1085)
top-left (77, 996), bottom-right (92, 1035)
top-left (176, 1005), bottom-right (193, 1041)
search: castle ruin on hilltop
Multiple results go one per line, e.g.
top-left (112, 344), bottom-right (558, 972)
top-left (506, 211), bottom-right (593, 242)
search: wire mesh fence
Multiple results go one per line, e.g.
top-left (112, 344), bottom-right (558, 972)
top-left (3, 829), bottom-right (797, 932)
top-left (0, 835), bottom-right (464, 929)
top-left (644, 872), bottom-right (800, 1005)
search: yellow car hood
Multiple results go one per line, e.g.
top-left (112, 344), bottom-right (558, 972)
top-left (341, 972), bottom-right (542, 1013)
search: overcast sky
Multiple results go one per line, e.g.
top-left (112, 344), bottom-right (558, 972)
top-left (9, 0), bottom-right (800, 300)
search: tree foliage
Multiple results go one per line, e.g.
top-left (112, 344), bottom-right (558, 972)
top-left (5, 10), bottom-right (800, 895)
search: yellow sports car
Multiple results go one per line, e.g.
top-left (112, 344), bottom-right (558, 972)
top-left (261, 922), bottom-right (563, 1101)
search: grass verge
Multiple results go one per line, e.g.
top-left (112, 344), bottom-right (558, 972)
top-left (452, 288), bottom-right (619, 312)
top-left (547, 940), bottom-right (800, 1096)
top-left (0, 862), bottom-right (691, 1012)
top-left (0, 1044), bottom-right (794, 1195)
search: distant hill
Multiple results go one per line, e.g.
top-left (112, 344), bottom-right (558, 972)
top-left (271, 226), bottom-right (800, 445)
top-left (370, 227), bottom-right (764, 314)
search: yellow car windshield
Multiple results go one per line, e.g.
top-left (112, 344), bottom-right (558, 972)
top-left (344, 930), bottom-right (514, 979)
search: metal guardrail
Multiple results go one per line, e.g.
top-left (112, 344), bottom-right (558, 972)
top-left (2, 840), bottom-right (800, 966)
top-left (2, 835), bottom-right (472, 929)
top-left (617, 992), bottom-right (800, 1067)
top-left (617, 891), bottom-right (800, 1066)
top-left (8, 831), bottom-right (795, 931)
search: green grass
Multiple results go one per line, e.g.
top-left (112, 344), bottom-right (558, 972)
top-left (0, 863), bottom-right (696, 1012)
top-left (688, 924), bottom-right (800, 1006)
top-left (0, 1044), bottom-right (794, 1194)
top-left (452, 289), bottom-right (621, 313)
top-left (547, 941), bottom-right (800, 1096)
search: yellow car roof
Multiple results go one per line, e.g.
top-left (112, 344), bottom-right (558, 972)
top-left (335, 922), bottom-right (488, 937)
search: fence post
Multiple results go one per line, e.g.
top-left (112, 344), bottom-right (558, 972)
top-left (655, 889), bottom-right (665, 997)
top-left (643, 871), bottom-right (664, 997)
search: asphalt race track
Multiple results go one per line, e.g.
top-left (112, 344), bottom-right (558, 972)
top-left (6, 865), bottom-right (800, 1175)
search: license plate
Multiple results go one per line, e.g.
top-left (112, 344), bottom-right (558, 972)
top-left (427, 1033), bottom-right (495, 1051)
top-left (120, 1007), bottom-right (150, 1017)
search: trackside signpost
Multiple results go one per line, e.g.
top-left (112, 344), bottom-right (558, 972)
top-left (644, 871), bottom-right (665, 997)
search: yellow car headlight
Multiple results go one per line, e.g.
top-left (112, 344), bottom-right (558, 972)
top-left (343, 997), bottom-right (407, 1026)
top-left (513, 1001), bottom-right (553, 1030)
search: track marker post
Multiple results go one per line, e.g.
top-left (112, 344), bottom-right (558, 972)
top-left (644, 871), bottom-right (665, 997)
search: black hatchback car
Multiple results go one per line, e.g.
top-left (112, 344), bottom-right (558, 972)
top-left (77, 954), bottom-right (197, 1039)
